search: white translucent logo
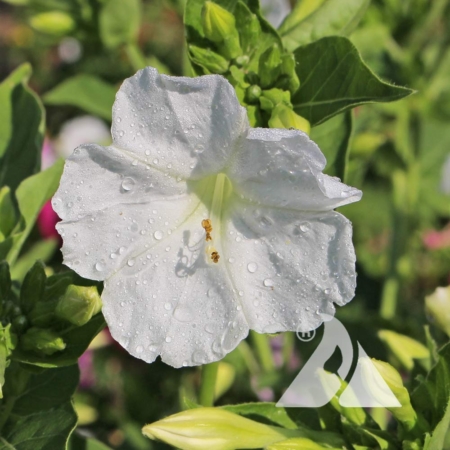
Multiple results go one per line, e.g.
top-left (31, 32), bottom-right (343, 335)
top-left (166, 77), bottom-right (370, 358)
top-left (277, 314), bottom-right (401, 408)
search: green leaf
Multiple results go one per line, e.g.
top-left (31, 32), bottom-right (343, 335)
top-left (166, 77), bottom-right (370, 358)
top-left (10, 239), bottom-right (58, 282)
top-left (13, 313), bottom-right (105, 368)
top-left (99, 0), bottom-right (141, 49)
top-left (12, 366), bottom-right (79, 415)
top-left (279, 0), bottom-right (370, 51)
top-left (0, 64), bottom-right (43, 192)
top-left (0, 187), bottom-right (18, 238)
top-left (411, 342), bottom-right (450, 429)
top-left (43, 75), bottom-right (116, 121)
top-left (310, 111), bottom-right (352, 181)
top-left (292, 37), bottom-right (414, 126)
top-left (0, 401), bottom-right (77, 450)
top-left (424, 398), bottom-right (450, 450)
top-left (0, 160), bottom-right (64, 265)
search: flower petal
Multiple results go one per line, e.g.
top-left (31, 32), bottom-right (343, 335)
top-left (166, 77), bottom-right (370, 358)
top-left (222, 201), bottom-right (357, 334)
top-left (101, 214), bottom-right (249, 368)
top-left (54, 143), bottom-right (204, 280)
top-left (227, 128), bottom-right (361, 211)
top-left (112, 67), bottom-right (248, 179)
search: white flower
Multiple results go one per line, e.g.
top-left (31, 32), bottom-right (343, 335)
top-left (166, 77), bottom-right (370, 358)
top-left (53, 67), bottom-right (362, 368)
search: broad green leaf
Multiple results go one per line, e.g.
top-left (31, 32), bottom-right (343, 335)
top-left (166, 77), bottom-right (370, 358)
top-left (0, 160), bottom-right (64, 265)
top-left (0, 64), bottom-right (43, 192)
top-left (12, 366), bottom-right (79, 415)
top-left (292, 37), bottom-right (413, 126)
top-left (411, 342), bottom-right (450, 429)
top-left (0, 401), bottom-right (77, 450)
top-left (279, 0), bottom-right (370, 51)
top-left (310, 111), bottom-right (352, 181)
top-left (424, 398), bottom-right (450, 450)
top-left (99, 0), bottom-right (141, 49)
top-left (14, 313), bottom-right (105, 368)
top-left (43, 75), bottom-right (116, 121)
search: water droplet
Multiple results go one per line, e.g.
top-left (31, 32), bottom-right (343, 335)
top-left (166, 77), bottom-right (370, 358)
top-left (263, 278), bottom-right (274, 288)
top-left (228, 257), bottom-right (235, 263)
top-left (136, 345), bottom-right (143, 353)
top-left (205, 324), bottom-right (215, 334)
top-left (247, 262), bottom-right (258, 273)
top-left (145, 150), bottom-right (150, 156)
top-left (165, 336), bottom-right (172, 343)
top-left (324, 288), bottom-right (331, 295)
top-left (154, 230), bottom-right (163, 240)
top-left (116, 117), bottom-right (122, 123)
top-left (127, 259), bottom-right (135, 267)
top-left (164, 302), bottom-right (172, 310)
top-left (299, 222), bottom-right (311, 232)
top-left (119, 131), bottom-right (124, 137)
top-left (165, 246), bottom-right (171, 252)
top-left (67, 202), bottom-right (73, 208)
top-left (95, 261), bottom-right (105, 272)
top-left (238, 291), bottom-right (244, 297)
top-left (132, 159), bottom-right (138, 166)
top-left (110, 253), bottom-right (117, 259)
top-left (153, 158), bottom-right (159, 164)
top-left (182, 361), bottom-right (188, 367)
top-left (121, 177), bottom-right (135, 191)
top-left (194, 144), bottom-right (205, 154)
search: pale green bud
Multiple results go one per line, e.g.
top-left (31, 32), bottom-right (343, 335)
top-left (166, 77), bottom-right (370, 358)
top-left (259, 88), bottom-right (291, 112)
top-left (371, 359), bottom-right (417, 431)
top-left (202, 2), bottom-right (241, 59)
top-left (378, 330), bottom-right (429, 370)
top-left (142, 407), bottom-right (300, 450)
top-left (259, 44), bottom-right (282, 88)
top-left (56, 285), bottom-right (102, 326)
top-left (189, 45), bottom-right (229, 74)
top-left (245, 85), bottom-right (262, 103)
top-left (21, 327), bottom-right (66, 355)
top-left (269, 103), bottom-right (310, 134)
top-left (29, 12), bottom-right (75, 36)
top-left (425, 286), bottom-right (450, 337)
top-left (266, 437), bottom-right (332, 450)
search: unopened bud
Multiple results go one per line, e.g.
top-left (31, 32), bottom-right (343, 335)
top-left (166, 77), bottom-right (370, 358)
top-left (202, 2), bottom-right (241, 59)
top-left (29, 11), bottom-right (75, 36)
top-left (267, 437), bottom-right (331, 450)
top-left (56, 285), bottom-right (102, 326)
top-left (21, 327), bottom-right (66, 355)
top-left (246, 85), bottom-right (262, 103)
top-left (259, 44), bottom-right (282, 88)
top-left (371, 359), bottom-right (417, 431)
top-left (269, 103), bottom-right (310, 134)
top-left (189, 45), bottom-right (229, 74)
top-left (425, 286), bottom-right (450, 337)
top-left (142, 407), bottom-right (300, 450)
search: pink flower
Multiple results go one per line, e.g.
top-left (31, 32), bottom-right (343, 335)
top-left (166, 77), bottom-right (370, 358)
top-left (423, 226), bottom-right (450, 250)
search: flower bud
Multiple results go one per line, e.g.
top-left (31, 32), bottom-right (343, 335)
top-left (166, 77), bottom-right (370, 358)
top-left (269, 104), bottom-right (310, 134)
top-left (259, 88), bottom-right (291, 112)
top-left (202, 2), bottom-right (241, 59)
top-left (259, 44), bottom-right (282, 88)
top-left (245, 85), bottom-right (262, 103)
top-left (378, 330), bottom-right (429, 370)
top-left (425, 286), bottom-right (450, 337)
top-left (29, 12), bottom-right (75, 36)
top-left (189, 45), bottom-right (229, 74)
top-left (266, 437), bottom-right (330, 450)
top-left (56, 285), bottom-right (102, 327)
top-left (21, 327), bottom-right (66, 355)
top-left (142, 407), bottom-right (300, 450)
top-left (371, 359), bottom-right (417, 431)
top-left (280, 54), bottom-right (300, 94)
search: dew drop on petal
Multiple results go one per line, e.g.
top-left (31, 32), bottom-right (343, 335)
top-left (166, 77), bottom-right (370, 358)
top-left (299, 222), bottom-right (311, 233)
top-left (164, 302), bottom-right (172, 310)
top-left (263, 278), bottom-right (274, 287)
top-left (95, 261), bottom-right (105, 272)
top-left (247, 262), bottom-right (258, 273)
top-left (121, 177), bottom-right (135, 191)
top-left (165, 336), bottom-right (172, 343)
top-left (154, 230), bottom-right (163, 240)
top-left (127, 259), bottom-right (135, 267)
top-left (136, 345), bottom-right (143, 353)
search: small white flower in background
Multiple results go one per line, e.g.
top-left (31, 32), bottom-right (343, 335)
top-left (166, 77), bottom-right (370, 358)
top-left (55, 115), bottom-right (111, 159)
top-left (441, 154), bottom-right (450, 195)
top-left (53, 67), bottom-right (362, 368)
top-left (260, 0), bottom-right (291, 28)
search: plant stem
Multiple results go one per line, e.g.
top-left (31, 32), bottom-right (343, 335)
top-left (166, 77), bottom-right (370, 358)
top-left (199, 361), bottom-right (219, 406)
top-left (0, 396), bottom-right (16, 432)
top-left (250, 331), bottom-right (274, 373)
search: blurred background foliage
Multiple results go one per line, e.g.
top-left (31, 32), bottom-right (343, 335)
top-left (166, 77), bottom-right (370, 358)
top-left (0, 0), bottom-right (449, 448)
